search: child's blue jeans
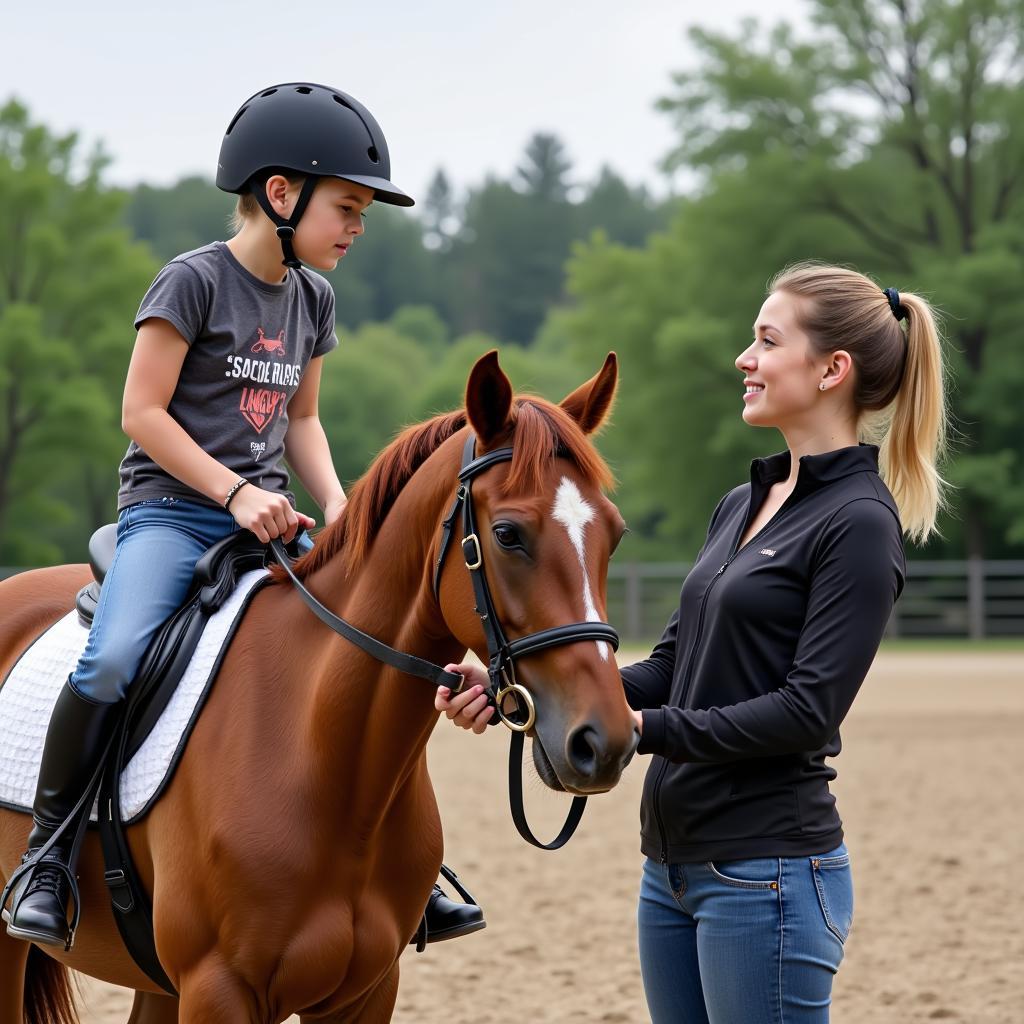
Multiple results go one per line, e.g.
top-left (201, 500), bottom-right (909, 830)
top-left (70, 497), bottom-right (311, 705)
top-left (638, 844), bottom-right (852, 1023)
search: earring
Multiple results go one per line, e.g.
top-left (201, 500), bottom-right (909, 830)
top-left (819, 382), bottom-right (827, 391)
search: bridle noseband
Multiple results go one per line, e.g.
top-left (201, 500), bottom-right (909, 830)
top-left (272, 432), bottom-right (621, 849)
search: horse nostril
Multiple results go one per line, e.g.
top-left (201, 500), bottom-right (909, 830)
top-left (567, 724), bottom-right (604, 777)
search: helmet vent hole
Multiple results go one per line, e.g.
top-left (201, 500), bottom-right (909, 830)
top-left (225, 106), bottom-right (248, 135)
top-left (295, 86), bottom-right (313, 94)
top-left (333, 94), bottom-right (353, 110)
top-left (367, 146), bottom-right (380, 164)
top-left (260, 88), bottom-right (277, 98)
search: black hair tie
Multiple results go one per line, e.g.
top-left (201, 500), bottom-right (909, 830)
top-left (883, 287), bottom-right (908, 323)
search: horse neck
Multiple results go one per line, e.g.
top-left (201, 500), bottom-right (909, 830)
top-left (298, 439), bottom-right (465, 806)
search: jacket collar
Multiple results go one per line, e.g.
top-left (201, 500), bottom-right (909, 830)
top-left (751, 443), bottom-right (880, 498)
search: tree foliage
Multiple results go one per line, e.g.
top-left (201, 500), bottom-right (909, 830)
top-left (567, 0), bottom-right (1024, 559)
top-left (0, 100), bottom-right (156, 563)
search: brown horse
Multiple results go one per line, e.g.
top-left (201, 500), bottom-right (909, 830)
top-left (0, 351), bottom-right (637, 1023)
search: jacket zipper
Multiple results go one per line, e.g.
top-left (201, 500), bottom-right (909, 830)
top-left (651, 496), bottom-right (797, 863)
top-left (652, 558), bottom-right (729, 862)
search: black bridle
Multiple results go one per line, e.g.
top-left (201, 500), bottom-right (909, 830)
top-left (271, 432), bottom-right (621, 850)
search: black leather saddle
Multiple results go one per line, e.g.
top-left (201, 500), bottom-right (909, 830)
top-left (76, 524), bottom-right (276, 629)
top-left (74, 525), bottom-right (287, 762)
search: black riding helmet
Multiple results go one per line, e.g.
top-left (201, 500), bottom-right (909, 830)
top-left (216, 83), bottom-right (414, 268)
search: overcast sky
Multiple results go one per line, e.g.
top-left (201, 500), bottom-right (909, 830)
top-left (9, 0), bottom-right (804, 202)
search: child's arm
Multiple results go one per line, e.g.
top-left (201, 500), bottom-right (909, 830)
top-left (123, 318), bottom-right (314, 543)
top-left (283, 356), bottom-right (347, 525)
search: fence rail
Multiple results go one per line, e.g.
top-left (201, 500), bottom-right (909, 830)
top-left (3, 560), bottom-right (1023, 642)
top-left (607, 559), bottom-right (1024, 641)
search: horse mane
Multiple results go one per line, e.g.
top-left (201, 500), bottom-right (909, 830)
top-left (276, 395), bottom-right (613, 582)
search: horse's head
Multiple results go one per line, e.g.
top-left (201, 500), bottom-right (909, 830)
top-left (438, 351), bottom-right (639, 795)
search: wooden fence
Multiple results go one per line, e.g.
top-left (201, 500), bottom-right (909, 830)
top-left (608, 560), bottom-right (1024, 641)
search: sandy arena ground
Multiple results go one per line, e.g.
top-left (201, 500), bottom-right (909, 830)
top-left (61, 649), bottom-right (1024, 1022)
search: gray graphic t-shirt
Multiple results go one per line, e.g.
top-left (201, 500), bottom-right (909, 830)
top-left (117, 242), bottom-right (338, 511)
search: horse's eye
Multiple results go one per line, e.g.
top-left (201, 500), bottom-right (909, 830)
top-left (493, 524), bottom-right (521, 549)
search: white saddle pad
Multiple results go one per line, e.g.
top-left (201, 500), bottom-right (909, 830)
top-left (0, 568), bottom-right (268, 824)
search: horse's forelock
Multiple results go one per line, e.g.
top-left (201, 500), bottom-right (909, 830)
top-left (505, 397), bottom-right (614, 496)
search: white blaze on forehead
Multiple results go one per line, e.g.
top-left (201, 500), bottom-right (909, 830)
top-left (551, 477), bottom-right (609, 661)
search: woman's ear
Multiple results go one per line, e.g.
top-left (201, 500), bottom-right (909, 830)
top-left (824, 349), bottom-right (854, 388)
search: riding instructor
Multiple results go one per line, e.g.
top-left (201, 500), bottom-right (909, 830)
top-left (437, 262), bottom-right (948, 1022)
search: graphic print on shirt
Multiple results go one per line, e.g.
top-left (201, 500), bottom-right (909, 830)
top-left (224, 327), bottom-right (304, 436)
top-left (251, 327), bottom-right (287, 356)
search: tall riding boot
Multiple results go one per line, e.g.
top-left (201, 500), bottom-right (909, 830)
top-left (3, 680), bottom-right (119, 948)
top-left (413, 863), bottom-right (486, 946)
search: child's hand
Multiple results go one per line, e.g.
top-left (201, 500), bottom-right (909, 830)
top-left (229, 483), bottom-right (315, 544)
top-left (436, 663), bottom-right (493, 734)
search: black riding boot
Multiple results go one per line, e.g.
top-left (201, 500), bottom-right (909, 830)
top-left (3, 680), bottom-right (119, 948)
top-left (413, 864), bottom-right (486, 946)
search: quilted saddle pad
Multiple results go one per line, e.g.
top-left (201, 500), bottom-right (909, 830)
top-left (0, 568), bottom-right (267, 824)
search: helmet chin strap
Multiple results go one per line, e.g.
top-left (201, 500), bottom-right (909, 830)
top-left (249, 176), bottom-right (320, 269)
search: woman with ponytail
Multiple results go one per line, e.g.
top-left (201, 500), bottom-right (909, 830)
top-left (441, 261), bottom-right (948, 1022)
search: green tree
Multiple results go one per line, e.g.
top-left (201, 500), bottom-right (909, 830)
top-left (576, 166), bottom-right (667, 249)
top-left (450, 171), bottom-right (575, 343)
top-left (0, 99), bottom-right (157, 564)
top-left (565, 0), bottom-right (1024, 560)
top-left (516, 133), bottom-right (574, 202)
top-left (316, 323), bottom-right (431, 487)
top-left (122, 176), bottom-right (234, 262)
top-left (422, 168), bottom-right (458, 252)
top-left (656, 0), bottom-right (1024, 558)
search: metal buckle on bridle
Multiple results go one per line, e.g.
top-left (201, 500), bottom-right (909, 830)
top-left (494, 665), bottom-right (536, 733)
top-left (462, 534), bottom-right (482, 570)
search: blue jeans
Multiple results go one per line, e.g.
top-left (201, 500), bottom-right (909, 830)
top-left (638, 845), bottom-right (852, 1023)
top-left (71, 498), bottom-right (313, 705)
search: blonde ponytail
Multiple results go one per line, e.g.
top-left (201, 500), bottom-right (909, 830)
top-left (873, 292), bottom-right (949, 544)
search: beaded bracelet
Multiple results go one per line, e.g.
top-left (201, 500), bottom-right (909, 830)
top-left (223, 478), bottom-right (249, 510)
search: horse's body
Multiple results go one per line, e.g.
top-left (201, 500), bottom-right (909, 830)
top-left (0, 353), bottom-right (635, 1023)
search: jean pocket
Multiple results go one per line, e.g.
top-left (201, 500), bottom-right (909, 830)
top-left (706, 857), bottom-right (780, 890)
top-left (812, 851), bottom-right (853, 943)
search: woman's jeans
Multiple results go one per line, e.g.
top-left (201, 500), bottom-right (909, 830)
top-left (638, 844), bottom-right (852, 1024)
top-left (71, 497), bottom-right (312, 705)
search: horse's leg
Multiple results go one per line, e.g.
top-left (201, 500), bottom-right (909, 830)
top-left (176, 959), bottom-right (262, 1023)
top-left (126, 990), bottom-right (180, 1023)
top-left (0, 930), bottom-right (29, 1024)
top-left (300, 964), bottom-right (400, 1024)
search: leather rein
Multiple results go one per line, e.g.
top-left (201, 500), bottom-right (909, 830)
top-left (270, 433), bottom-right (620, 850)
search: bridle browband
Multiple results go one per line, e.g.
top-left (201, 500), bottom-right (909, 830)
top-left (271, 432), bottom-right (621, 850)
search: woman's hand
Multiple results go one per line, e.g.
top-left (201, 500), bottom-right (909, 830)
top-left (632, 708), bottom-right (644, 735)
top-left (229, 484), bottom-right (316, 544)
top-left (436, 662), bottom-right (494, 734)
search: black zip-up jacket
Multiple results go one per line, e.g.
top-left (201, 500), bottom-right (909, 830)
top-left (623, 444), bottom-right (905, 863)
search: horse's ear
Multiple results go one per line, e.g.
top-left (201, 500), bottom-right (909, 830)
top-left (466, 350), bottom-right (514, 445)
top-left (560, 352), bottom-right (617, 435)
